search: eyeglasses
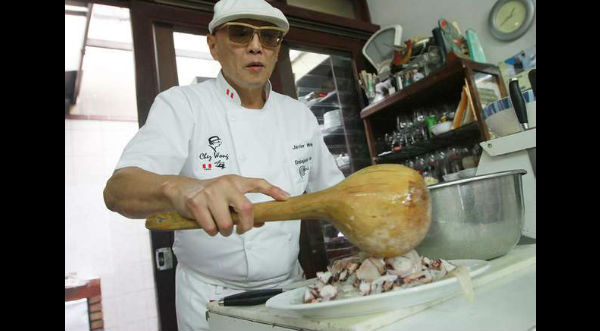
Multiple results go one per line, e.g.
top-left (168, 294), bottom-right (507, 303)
top-left (216, 22), bottom-right (285, 48)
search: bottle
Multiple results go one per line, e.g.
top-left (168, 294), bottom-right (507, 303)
top-left (448, 147), bottom-right (463, 173)
top-left (391, 132), bottom-right (402, 152)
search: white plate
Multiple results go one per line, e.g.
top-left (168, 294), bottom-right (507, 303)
top-left (266, 259), bottom-right (490, 318)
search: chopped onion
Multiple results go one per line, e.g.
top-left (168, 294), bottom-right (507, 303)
top-left (450, 264), bottom-right (474, 304)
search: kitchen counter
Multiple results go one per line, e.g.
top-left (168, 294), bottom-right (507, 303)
top-left (207, 244), bottom-right (536, 331)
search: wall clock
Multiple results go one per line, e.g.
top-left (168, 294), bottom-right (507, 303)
top-left (489, 0), bottom-right (535, 41)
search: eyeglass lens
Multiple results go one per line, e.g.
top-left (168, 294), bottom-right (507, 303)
top-left (228, 25), bottom-right (283, 47)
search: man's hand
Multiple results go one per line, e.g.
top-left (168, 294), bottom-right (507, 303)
top-left (161, 175), bottom-right (290, 236)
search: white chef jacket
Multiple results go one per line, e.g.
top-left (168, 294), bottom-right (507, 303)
top-left (115, 71), bottom-right (344, 330)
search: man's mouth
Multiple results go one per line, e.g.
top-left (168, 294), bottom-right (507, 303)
top-left (246, 62), bottom-right (265, 72)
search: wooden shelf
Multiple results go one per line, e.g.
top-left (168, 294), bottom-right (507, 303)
top-left (360, 53), bottom-right (507, 165)
top-left (360, 53), bottom-right (505, 120)
top-left (360, 64), bottom-right (463, 119)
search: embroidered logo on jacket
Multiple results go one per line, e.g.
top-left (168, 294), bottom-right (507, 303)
top-left (199, 135), bottom-right (229, 170)
top-left (298, 164), bottom-right (309, 178)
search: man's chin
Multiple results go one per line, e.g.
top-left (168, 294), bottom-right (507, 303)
top-left (223, 70), bottom-right (270, 90)
top-left (242, 75), bottom-right (269, 88)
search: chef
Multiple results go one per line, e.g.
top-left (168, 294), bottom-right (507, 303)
top-left (102, 0), bottom-right (344, 329)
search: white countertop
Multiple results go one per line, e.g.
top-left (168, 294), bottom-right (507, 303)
top-left (207, 244), bottom-right (536, 331)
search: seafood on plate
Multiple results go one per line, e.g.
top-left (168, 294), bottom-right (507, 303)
top-left (303, 249), bottom-right (472, 303)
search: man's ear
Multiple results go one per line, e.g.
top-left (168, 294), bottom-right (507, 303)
top-left (207, 34), bottom-right (219, 61)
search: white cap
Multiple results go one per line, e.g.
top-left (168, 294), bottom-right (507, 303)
top-left (209, 0), bottom-right (289, 34)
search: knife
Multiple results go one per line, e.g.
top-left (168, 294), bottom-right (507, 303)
top-left (217, 278), bottom-right (316, 306)
top-left (508, 77), bottom-right (529, 131)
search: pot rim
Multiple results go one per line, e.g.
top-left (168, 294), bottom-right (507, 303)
top-left (428, 169), bottom-right (527, 190)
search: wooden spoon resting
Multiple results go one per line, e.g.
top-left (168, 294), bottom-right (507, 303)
top-left (146, 164), bottom-right (432, 257)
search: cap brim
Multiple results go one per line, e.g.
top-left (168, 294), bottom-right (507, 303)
top-left (209, 12), bottom-right (289, 34)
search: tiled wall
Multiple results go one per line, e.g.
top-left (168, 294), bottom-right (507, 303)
top-left (65, 119), bottom-right (158, 331)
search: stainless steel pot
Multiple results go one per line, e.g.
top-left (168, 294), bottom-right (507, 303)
top-left (416, 169), bottom-right (527, 260)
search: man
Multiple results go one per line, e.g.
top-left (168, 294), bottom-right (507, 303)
top-left (103, 0), bottom-right (344, 329)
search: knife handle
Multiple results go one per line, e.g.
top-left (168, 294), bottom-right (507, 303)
top-left (509, 78), bottom-right (528, 130)
top-left (220, 289), bottom-right (283, 306)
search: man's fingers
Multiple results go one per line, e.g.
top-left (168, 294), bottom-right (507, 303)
top-left (208, 197), bottom-right (235, 237)
top-left (229, 195), bottom-right (254, 235)
top-left (186, 199), bottom-right (218, 236)
top-left (243, 178), bottom-right (290, 201)
top-left (178, 175), bottom-right (286, 237)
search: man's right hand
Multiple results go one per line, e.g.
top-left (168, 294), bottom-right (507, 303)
top-left (161, 175), bottom-right (290, 236)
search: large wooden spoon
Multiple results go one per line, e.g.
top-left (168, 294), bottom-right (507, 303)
top-left (146, 164), bottom-right (432, 257)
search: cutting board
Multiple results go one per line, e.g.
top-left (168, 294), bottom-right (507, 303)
top-left (207, 244), bottom-right (536, 331)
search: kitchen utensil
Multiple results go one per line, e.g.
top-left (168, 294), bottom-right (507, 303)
top-left (362, 25), bottom-right (403, 75)
top-left (416, 169), bottom-right (526, 260)
top-left (265, 259), bottom-right (490, 318)
top-left (432, 27), bottom-right (448, 64)
top-left (217, 278), bottom-right (317, 306)
top-left (146, 164), bottom-right (432, 257)
top-left (219, 289), bottom-right (283, 306)
top-left (508, 78), bottom-right (529, 130)
top-left (528, 69), bottom-right (536, 97)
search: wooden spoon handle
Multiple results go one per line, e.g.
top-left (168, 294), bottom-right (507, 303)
top-left (145, 193), bottom-right (329, 231)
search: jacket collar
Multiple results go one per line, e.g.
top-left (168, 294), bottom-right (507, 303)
top-left (215, 70), bottom-right (272, 108)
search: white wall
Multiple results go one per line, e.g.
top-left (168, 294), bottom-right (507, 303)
top-left (65, 119), bottom-right (158, 331)
top-left (366, 0), bottom-right (536, 65)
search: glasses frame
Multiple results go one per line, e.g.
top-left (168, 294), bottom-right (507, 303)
top-left (216, 22), bottom-right (286, 48)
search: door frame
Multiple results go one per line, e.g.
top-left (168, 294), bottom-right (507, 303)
top-left (129, 2), bottom-right (214, 330)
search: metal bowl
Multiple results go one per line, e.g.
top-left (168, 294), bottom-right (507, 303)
top-left (416, 169), bottom-right (527, 260)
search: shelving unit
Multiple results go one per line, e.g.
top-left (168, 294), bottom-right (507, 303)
top-left (360, 53), bottom-right (508, 165)
top-left (294, 51), bottom-right (371, 177)
top-left (377, 122), bottom-right (482, 162)
top-left (292, 49), bottom-right (371, 263)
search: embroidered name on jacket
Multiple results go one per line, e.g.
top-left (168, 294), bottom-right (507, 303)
top-left (199, 135), bottom-right (230, 170)
top-left (292, 142), bottom-right (313, 179)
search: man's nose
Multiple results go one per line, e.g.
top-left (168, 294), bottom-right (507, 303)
top-left (247, 32), bottom-right (262, 53)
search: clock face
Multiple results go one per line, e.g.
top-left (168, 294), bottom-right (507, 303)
top-left (495, 1), bottom-right (527, 33)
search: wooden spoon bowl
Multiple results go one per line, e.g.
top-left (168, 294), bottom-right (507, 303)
top-left (146, 164), bottom-right (432, 257)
